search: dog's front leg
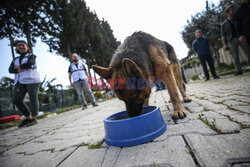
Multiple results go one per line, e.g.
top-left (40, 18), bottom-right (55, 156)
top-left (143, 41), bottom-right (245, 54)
top-left (143, 97), bottom-right (149, 106)
top-left (162, 66), bottom-right (186, 120)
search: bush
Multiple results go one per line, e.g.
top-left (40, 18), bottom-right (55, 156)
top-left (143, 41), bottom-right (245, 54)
top-left (190, 74), bottom-right (199, 80)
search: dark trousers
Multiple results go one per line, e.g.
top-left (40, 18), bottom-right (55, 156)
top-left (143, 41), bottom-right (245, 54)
top-left (181, 67), bottom-right (187, 83)
top-left (13, 82), bottom-right (40, 117)
top-left (198, 55), bottom-right (217, 79)
top-left (229, 38), bottom-right (250, 72)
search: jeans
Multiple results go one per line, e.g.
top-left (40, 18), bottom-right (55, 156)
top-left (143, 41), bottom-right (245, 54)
top-left (74, 80), bottom-right (96, 106)
top-left (229, 38), bottom-right (250, 72)
top-left (13, 82), bottom-right (40, 117)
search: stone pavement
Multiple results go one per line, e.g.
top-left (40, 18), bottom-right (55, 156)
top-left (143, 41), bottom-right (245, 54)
top-left (0, 72), bottom-right (250, 167)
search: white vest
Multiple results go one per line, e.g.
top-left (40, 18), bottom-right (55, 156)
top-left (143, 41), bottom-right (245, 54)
top-left (13, 53), bottom-right (41, 85)
top-left (70, 63), bottom-right (87, 83)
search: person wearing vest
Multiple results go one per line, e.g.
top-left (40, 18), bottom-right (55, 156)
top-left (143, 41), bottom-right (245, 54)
top-left (221, 5), bottom-right (250, 76)
top-left (9, 40), bottom-right (41, 127)
top-left (68, 53), bottom-right (98, 109)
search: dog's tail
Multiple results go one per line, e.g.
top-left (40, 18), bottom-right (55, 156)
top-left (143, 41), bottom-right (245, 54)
top-left (163, 41), bottom-right (178, 64)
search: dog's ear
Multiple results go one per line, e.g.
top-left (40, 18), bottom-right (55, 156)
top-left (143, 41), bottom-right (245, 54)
top-left (92, 65), bottom-right (113, 79)
top-left (122, 58), bottom-right (143, 78)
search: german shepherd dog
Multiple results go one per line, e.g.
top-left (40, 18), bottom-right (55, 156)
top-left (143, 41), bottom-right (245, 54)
top-left (93, 32), bottom-right (191, 120)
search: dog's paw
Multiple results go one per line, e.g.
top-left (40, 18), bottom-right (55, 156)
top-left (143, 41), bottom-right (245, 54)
top-left (172, 110), bottom-right (186, 120)
top-left (183, 97), bottom-right (192, 103)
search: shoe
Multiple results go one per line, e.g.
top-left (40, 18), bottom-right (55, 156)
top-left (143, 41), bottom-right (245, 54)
top-left (26, 119), bottom-right (37, 127)
top-left (214, 76), bottom-right (220, 79)
top-left (205, 78), bottom-right (210, 81)
top-left (92, 103), bottom-right (98, 107)
top-left (18, 119), bottom-right (29, 128)
top-left (82, 105), bottom-right (87, 110)
top-left (234, 71), bottom-right (243, 76)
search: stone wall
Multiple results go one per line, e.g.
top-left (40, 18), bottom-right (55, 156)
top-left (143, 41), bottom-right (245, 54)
top-left (219, 46), bottom-right (248, 65)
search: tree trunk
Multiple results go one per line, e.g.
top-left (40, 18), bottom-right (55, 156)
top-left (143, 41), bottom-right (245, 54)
top-left (24, 21), bottom-right (33, 53)
top-left (66, 43), bottom-right (72, 60)
top-left (61, 86), bottom-right (65, 107)
top-left (9, 36), bottom-right (15, 60)
top-left (93, 70), bottom-right (98, 86)
top-left (8, 81), bottom-right (16, 112)
top-left (86, 57), bottom-right (93, 85)
top-left (6, 9), bottom-right (15, 59)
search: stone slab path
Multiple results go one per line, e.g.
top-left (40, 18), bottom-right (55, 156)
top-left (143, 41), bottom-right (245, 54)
top-left (1, 72), bottom-right (250, 167)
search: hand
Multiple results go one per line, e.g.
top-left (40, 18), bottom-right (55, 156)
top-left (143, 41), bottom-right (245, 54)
top-left (14, 66), bottom-right (21, 70)
top-left (18, 69), bottom-right (24, 73)
top-left (239, 36), bottom-right (246, 43)
top-left (15, 66), bottom-right (24, 73)
top-left (70, 83), bottom-right (74, 88)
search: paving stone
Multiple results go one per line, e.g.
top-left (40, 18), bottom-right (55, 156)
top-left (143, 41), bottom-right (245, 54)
top-left (102, 146), bottom-right (121, 167)
top-left (186, 106), bottom-right (204, 113)
top-left (223, 100), bottom-right (248, 106)
top-left (232, 162), bottom-right (250, 167)
top-left (208, 95), bottom-right (249, 104)
top-left (59, 146), bottom-right (107, 167)
top-left (184, 129), bottom-right (250, 167)
top-left (0, 73), bottom-right (250, 167)
top-left (201, 111), bottom-right (227, 119)
top-left (181, 101), bottom-right (200, 108)
top-left (114, 136), bottom-right (195, 167)
top-left (227, 113), bottom-right (250, 125)
top-left (231, 105), bottom-right (250, 114)
top-left (0, 147), bottom-right (75, 167)
top-left (206, 118), bottom-right (241, 133)
top-left (155, 120), bottom-right (216, 142)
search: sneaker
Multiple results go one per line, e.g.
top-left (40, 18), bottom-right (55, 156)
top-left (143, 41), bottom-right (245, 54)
top-left (18, 119), bottom-right (29, 128)
top-left (82, 105), bottom-right (87, 110)
top-left (205, 78), bottom-right (210, 81)
top-left (26, 119), bottom-right (37, 127)
top-left (92, 103), bottom-right (98, 107)
top-left (234, 71), bottom-right (243, 76)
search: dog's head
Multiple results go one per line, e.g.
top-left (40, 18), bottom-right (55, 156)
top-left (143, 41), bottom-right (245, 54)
top-left (92, 58), bottom-right (151, 117)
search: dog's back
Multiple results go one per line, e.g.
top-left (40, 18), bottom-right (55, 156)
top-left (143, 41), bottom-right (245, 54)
top-left (110, 31), bottom-right (178, 77)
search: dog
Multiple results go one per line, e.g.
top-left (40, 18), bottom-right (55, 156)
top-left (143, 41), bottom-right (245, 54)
top-left (92, 31), bottom-right (191, 120)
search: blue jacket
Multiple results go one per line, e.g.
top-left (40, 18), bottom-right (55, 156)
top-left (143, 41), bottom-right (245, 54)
top-left (192, 36), bottom-right (211, 57)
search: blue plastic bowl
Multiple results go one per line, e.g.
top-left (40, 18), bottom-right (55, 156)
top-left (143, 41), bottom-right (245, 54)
top-left (104, 106), bottom-right (166, 147)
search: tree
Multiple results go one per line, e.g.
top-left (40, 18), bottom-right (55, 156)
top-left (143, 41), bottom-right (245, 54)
top-left (0, 0), bottom-right (56, 54)
top-left (180, 0), bottom-right (240, 65)
top-left (0, 77), bottom-right (15, 111)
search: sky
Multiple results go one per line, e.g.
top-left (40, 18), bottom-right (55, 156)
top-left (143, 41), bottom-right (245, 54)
top-left (0, 0), bottom-right (218, 88)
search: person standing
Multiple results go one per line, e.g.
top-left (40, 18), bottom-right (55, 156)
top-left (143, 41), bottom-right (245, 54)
top-left (68, 53), bottom-right (98, 109)
top-left (235, 0), bottom-right (250, 45)
top-left (192, 30), bottom-right (220, 81)
top-left (9, 40), bottom-right (41, 127)
top-left (221, 5), bottom-right (250, 76)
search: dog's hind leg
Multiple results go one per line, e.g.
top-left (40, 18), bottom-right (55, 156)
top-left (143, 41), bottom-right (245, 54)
top-left (161, 65), bottom-right (186, 120)
top-left (169, 51), bottom-right (191, 103)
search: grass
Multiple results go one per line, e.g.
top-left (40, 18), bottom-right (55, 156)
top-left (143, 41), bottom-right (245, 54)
top-left (198, 114), bottom-right (222, 134)
top-left (203, 107), bottom-right (209, 111)
top-left (189, 74), bottom-right (199, 80)
top-left (215, 63), bottom-right (235, 73)
top-left (55, 104), bottom-right (82, 115)
top-left (184, 107), bottom-right (193, 113)
top-left (87, 141), bottom-right (104, 149)
top-left (216, 62), bottom-right (250, 76)
top-left (224, 114), bottom-right (250, 129)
